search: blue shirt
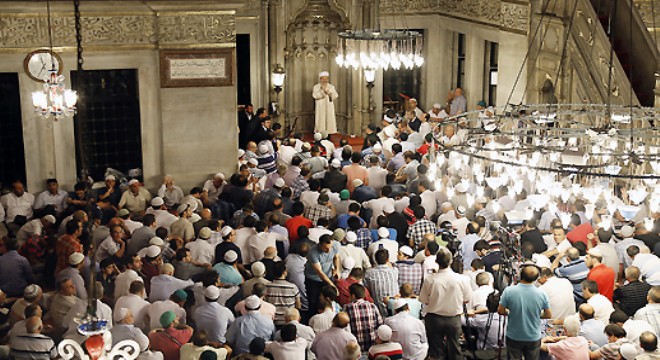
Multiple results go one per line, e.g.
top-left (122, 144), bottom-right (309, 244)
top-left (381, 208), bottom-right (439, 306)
top-left (370, 228), bottom-right (398, 242)
top-left (226, 311), bottom-right (275, 355)
top-left (213, 263), bottom-right (243, 285)
top-left (554, 259), bottom-right (589, 296)
top-left (500, 283), bottom-right (550, 341)
top-left (336, 214), bottom-right (366, 230)
top-left (0, 251), bottom-right (33, 297)
top-left (305, 241), bottom-right (341, 282)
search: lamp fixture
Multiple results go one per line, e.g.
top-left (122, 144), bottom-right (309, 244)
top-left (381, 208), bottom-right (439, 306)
top-left (272, 63), bottom-right (286, 94)
top-left (30, 0), bottom-right (77, 120)
top-left (336, 29), bottom-right (424, 71)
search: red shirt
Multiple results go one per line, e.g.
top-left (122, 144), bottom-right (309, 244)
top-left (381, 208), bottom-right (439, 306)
top-left (567, 223), bottom-right (595, 246)
top-left (336, 277), bottom-right (374, 306)
top-left (55, 234), bottom-right (82, 274)
top-left (588, 263), bottom-right (616, 301)
top-left (286, 216), bottom-right (313, 242)
top-left (148, 327), bottom-right (193, 360)
top-left (416, 143), bottom-right (438, 156)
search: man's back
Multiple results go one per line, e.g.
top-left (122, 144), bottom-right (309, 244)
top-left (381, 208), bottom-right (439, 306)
top-left (500, 283), bottom-right (549, 341)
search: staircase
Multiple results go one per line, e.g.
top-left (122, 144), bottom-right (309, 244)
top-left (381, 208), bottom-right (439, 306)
top-left (590, 0), bottom-right (658, 106)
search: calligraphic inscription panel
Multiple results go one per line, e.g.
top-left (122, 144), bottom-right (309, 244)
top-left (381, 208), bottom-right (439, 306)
top-left (160, 49), bottom-right (234, 88)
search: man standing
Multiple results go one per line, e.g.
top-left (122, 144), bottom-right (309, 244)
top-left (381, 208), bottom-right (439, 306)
top-left (498, 265), bottom-right (552, 360)
top-left (420, 248), bottom-right (472, 360)
top-left (312, 71), bottom-right (338, 134)
top-left (304, 235), bottom-right (341, 319)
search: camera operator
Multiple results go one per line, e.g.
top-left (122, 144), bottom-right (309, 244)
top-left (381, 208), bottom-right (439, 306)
top-left (460, 222), bottom-right (482, 272)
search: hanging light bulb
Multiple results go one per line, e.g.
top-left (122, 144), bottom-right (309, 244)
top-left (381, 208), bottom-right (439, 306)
top-left (599, 215), bottom-right (612, 230)
top-left (644, 218), bottom-right (654, 231)
top-left (491, 201), bottom-right (501, 214)
top-left (585, 203), bottom-right (596, 220)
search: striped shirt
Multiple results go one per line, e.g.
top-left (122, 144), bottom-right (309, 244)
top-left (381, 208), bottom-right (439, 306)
top-left (364, 266), bottom-right (400, 316)
top-left (554, 259), bottom-right (589, 295)
top-left (10, 334), bottom-right (57, 360)
top-left (613, 280), bottom-right (651, 316)
top-left (343, 299), bottom-right (383, 352)
top-left (265, 279), bottom-right (300, 325)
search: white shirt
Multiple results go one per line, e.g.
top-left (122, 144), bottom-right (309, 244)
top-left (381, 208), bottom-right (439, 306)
top-left (632, 253), bottom-right (660, 280)
top-left (203, 179), bottom-right (225, 204)
top-left (615, 238), bottom-right (647, 268)
top-left (309, 308), bottom-right (335, 334)
top-left (300, 191), bottom-right (320, 209)
top-left (363, 197), bottom-right (396, 228)
top-left (123, 219), bottom-right (143, 234)
top-left (420, 268), bottom-right (472, 316)
top-left (385, 311), bottom-right (428, 360)
top-left (367, 240), bottom-right (399, 264)
top-left (34, 189), bottom-right (68, 213)
top-left (186, 239), bottom-right (215, 264)
top-left (96, 236), bottom-right (121, 262)
top-left (367, 167), bottom-right (388, 193)
top-left (150, 209), bottom-right (178, 231)
top-left (234, 227), bottom-right (257, 264)
top-left (587, 294), bottom-right (615, 325)
top-left (15, 219), bottom-right (45, 243)
top-left (340, 244), bottom-right (371, 270)
top-left (0, 192), bottom-right (34, 223)
top-left (193, 301), bottom-right (235, 343)
top-left (468, 285), bottom-right (494, 311)
top-left (540, 277), bottom-right (576, 321)
top-left (148, 300), bottom-right (186, 331)
top-left (265, 338), bottom-right (307, 360)
top-left (394, 196), bottom-right (410, 213)
top-left (308, 227), bottom-right (333, 243)
top-left (180, 344), bottom-right (228, 360)
top-left (422, 255), bottom-right (439, 277)
top-left (149, 275), bottom-right (194, 302)
top-left (420, 190), bottom-right (437, 218)
top-left (247, 232), bottom-right (280, 263)
top-left (452, 217), bottom-right (470, 240)
top-left (114, 269), bottom-right (144, 300)
top-left (279, 145), bottom-right (298, 166)
top-left (114, 293), bottom-right (150, 329)
top-left (460, 233), bottom-right (481, 271)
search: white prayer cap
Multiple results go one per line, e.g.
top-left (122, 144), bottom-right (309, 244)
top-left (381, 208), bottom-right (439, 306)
top-left (433, 103), bottom-right (442, 109)
top-left (345, 231), bottom-right (358, 243)
top-left (128, 179), bottom-right (139, 186)
top-left (248, 158), bottom-right (259, 166)
top-left (342, 256), bottom-right (355, 270)
top-left (105, 174), bottom-right (116, 181)
top-left (214, 172), bottom-right (225, 180)
top-left (224, 250), bottom-right (238, 263)
top-left (149, 237), bottom-right (164, 246)
top-left (221, 226), bottom-right (233, 237)
top-left (352, 179), bottom-right (363, 188)
top-left (377, 325), bottom-right (393, 341)
top-left (199, 227), bottom-right (212, 240)
top-left (476, 196), bottom-right (488, 204)
top-left (619, 225), bottom-right (634, 238)
top-left (42, 215), bottom-right (56, 224)
top-left (314, 132), bottom-right (323, 141)
top-left (455, 183), bottom-right (468, 193)
top-left (68, 252), bottom-right (84, 265)
top-left (383, 115), bottom-right (394, 124)
top-left (392, 298), bottom-right (408, 310)
top-left (331, 159), bottom-right (341, 168)
top-left (378, 227), bottom-right (390, 239)
top-left (245, 295), bottom-right (261, 310)
top-left (409, 98), bottom-right (417, 103)
top-left (619, 343), bottom-right (639, 360)
top-left (274, 178), bottom-right (286, 188)
top-left (146, 245), bottom-right (161, 258)
top-left (399, 246), bottom-right (414, 257)
top-left (258, 144), bottom-right (269, 154)
top-left (373, 143), bottom-right (383, 152)
top-left (114, 307), bottom-right (130, 323)
top-left (204, 285), bottom-right (220, 300)
top-left (319, 71), bottom-right (330, 77)
top-left (456, 205), bottom-right (467, 216)
top-left (251, 262), bottom-right (266, 277)
top-left (238, 149), bottom-right (246, 158)
top-left (177, 203), bottom-right (189, 214)
top-left (151, 197), bottom-right (164, 207)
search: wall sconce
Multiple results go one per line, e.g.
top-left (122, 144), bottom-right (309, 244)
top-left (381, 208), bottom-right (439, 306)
top-left (272, 63), bottom-right (286, 95)
top-left (364, 67), bottom-right (376, 112)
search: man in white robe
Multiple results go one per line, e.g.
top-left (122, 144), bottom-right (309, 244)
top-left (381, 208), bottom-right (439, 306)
top-left (313, 71), bottom-right (339, 134)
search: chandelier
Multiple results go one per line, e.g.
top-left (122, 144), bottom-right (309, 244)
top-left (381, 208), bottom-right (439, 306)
top-left (426, 103), bottom-right (660, 230)
top-left (335, 29), bottom-right (424, 71)
top-left (31, 0), bottom-right (77, 120)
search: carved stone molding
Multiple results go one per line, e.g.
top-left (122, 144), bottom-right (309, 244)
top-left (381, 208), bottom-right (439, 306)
top-left (0, 10), bottom-right (235, 51)
top-left (378, 0), bottom-right (529, 34)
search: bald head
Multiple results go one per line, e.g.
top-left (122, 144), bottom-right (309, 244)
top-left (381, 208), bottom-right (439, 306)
top-left (333, 312), bottom-right (350, 328)
top-left (566, 247), bottom-right (580, 261)
top-left (520, 265), bottom-right (539, 283)
top-left (579, 303), bottom-right (595, 320)
top-left (26, 316), bottom-right (42, 334)
top-left (649, 286), bottom-right (660, 304)
top-left (264, 246), bottom-right (277, 259)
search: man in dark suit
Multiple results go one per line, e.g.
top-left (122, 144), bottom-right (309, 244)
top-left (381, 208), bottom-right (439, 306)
top-left (250, 107), bottom-right (271, 145)
top-left (238, 103), bottom-right (254, 149)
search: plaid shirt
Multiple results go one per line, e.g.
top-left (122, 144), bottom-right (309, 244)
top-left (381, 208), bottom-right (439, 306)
top-left (291, 175), bottom-right (310, 199)
top-left (343, 299), bottom-right (383, 352)
top-left (55, 234), bottom-right (83, 274)
top-left (406, 219), bottom-right (436, 248)
top-left (304, 204), bottom-right (333, 226)
top-left (355, 228), bottom-right (373, 251)
top-left (394, 260), bottom-right (424, 294)
top-left (364, 265), bottom-right (400, 316)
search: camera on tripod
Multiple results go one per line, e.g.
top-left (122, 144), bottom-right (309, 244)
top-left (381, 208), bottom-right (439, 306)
top-left (438, 220), bottom-right (461, 254)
